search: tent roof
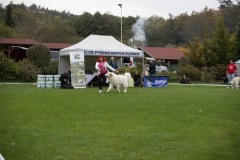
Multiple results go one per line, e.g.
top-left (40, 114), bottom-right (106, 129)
top-left (60, 35), bottom-right (143, 57)
top-left (235, 59), bottom-right (240, 64)
top-left (139, 47), bottom-right (184, 60)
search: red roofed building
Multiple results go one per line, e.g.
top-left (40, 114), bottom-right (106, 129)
top-left (0, 38), bottom-right (72, 61)
top-left (139, 47), bottom-right (184, 64)
top-left (41, 43), bottom-right (73, 50)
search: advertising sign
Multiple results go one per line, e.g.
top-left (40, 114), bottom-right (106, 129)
top-left (70, 51), bottom-right (86, 88)
top-left (143, 76), bottom-right (169, 87)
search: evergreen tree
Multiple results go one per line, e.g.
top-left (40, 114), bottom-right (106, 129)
top-left (211, 19), bottom-right (230, 64)
top-left (4, 3), bottom-right (15, 28)
top-left (217, 0), bottom-right (234, 8)
top-left (236, 24), bottom-right (240, 59)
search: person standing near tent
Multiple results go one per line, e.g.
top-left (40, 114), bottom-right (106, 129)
top-left (226, 59), bottom-right (237, 89)
top-left (95, 55), bottom-right (116, 93)
top-left (148, 60), bottom-right (156, 76)
top-left (108, 57), bottom-right (118, 72)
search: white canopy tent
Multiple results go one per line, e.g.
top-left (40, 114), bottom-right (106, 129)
top-left (58, 35), bottom-right (144, 88)
top-left (235, 60), bottom-right (240, 76)
top-left (235, 59), bottom-right (240, 64)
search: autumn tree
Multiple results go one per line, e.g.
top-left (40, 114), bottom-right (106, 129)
top-left (186, 38), bottom-right (207, 68)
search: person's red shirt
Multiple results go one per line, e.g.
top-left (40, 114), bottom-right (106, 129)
top-left (227, 63), bottom-right (237, 74)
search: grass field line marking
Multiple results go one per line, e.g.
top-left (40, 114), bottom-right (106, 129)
top-left (1, 82), bottom-right (227, 87)
top-left (169, 83), bottom-right (227, 87)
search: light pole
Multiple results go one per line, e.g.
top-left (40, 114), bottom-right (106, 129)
top-left (118, 4), bottom-right (122, 43)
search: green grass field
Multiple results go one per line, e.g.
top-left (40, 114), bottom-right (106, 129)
top-left (0, 84), bottom-right (240, 160)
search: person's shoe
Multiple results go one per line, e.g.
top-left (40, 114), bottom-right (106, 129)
top-left (99, 90), bottom-right (102, 93)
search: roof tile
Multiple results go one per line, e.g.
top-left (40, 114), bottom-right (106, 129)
top-left (140, 47), bottom-right (184, 60)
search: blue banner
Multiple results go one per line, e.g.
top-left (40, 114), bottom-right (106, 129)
top-left (143, 76), bottom-right (169, 87)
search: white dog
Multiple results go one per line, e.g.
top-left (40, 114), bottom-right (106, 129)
top-left (124, 72), bottom-right (134, 87)
top-left (105, 72), bottom-right (129, 93)
top-left (231, 77), bottom-right (240, 89)
top-left (123, 72), bottom-right (132, 81)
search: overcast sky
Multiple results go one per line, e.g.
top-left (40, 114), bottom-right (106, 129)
top-left (1, 0), bottom-right (220, 18)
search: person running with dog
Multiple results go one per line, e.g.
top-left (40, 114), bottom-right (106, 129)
top-left (226, 59), bottom-right (237, 89)
top-left (95, 55), bottom-right (116, 93)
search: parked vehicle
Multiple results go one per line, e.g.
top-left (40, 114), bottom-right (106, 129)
top-left (145, 57), bottom-right (168, 72)
top-left (155, 64), bottom-right (168, 72)
top-left (122, 57), bottom-right (168, 72)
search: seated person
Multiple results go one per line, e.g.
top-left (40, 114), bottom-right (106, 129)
top-left (223, 77), bottom-right (228, 84)
top-left (180, 74), bottom-right (191, 84)
top-left (133, 71), bottom-right (141, 87)
top-left (85, 70), bottom-right (93, 74)
top-left (59, 71), bottom-right (74, 89)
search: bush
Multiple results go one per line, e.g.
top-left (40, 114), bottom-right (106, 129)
top-left (200, 66), bottom-right (215, 82)
top-left (41, 61), bottom-right (59, 75)
top-left (156, 71), bottom-right (179, 82)
top-left (17, 59), bottom-right (40, 82)
top-left (118, 66), bottom-right (142, 76)
top-left (0, 52), bottom-right (18, 81)
top-left (27, 44), bottom-right (51, 70)
top-left (177, 65), bottom-right (201, 81)
top-left (178, 56), bottom-right (191, 66)
top-left (209, 64), bottom-right (227, 81)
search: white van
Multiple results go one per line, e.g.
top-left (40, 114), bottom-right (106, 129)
top-left (145, 57), bottom-right (168, 72)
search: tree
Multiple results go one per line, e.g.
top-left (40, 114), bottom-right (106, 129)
top-left (211, 19), bottom-right (231, 64)
top-left (0, 3), bottom-right (5, 22)
top-left (26, 44), bottom-right (51, 70)
top-left (0, 23), bottom-right (16, 37)
top-left (236, 24), bottom-right (240, 59)
top-left (183, 8), bottom-right (218, 42)
top-left (187, 38), bottom-right (206, 68)
top-left (144, 15), bottom-right (166, 46)
top-left (12, 3), bottom-right (44, 39)
top-left (4, 3), bottom-right (15, 28)
top-left (74, 12), bottom-right (94, 37)
top-left (39, 16), bottom-right (78, 43)
top-left (162, 14), bottom-right (182, 45)
top-left (218, 1), bottom-right (240, 33)
top-left (0, 52), bottom-right (18, 81)
top-left (218, 0), bottom-right (234, 8)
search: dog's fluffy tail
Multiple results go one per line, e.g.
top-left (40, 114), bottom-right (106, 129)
top-left (124, 72), bottom-right (134, 87)
top-left (124, 72), bottom-right (131, 82)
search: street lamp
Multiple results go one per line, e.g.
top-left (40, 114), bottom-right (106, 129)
top-left (118, 4), bottom-right (122, 43)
